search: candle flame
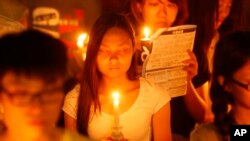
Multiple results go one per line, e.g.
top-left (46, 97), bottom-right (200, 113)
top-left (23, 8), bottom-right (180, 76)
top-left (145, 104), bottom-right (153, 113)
top-left (114, 99), bottom-right (119, 105)
top-left (112, 92), bottom-right (120, 106)
top-left (143, 26), bottom-right (150, 38)
top-left (77, 33), bottom-right (87, 49)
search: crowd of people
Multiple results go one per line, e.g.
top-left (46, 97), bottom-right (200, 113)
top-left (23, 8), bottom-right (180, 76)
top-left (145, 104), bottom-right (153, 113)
top-left (0, 0), bottom-right (250, 141)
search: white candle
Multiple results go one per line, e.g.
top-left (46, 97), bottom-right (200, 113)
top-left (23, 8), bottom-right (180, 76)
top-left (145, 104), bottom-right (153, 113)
top-left (112, 92), bottom-right (120, 127)
top-left (141, 26), bottom-right (151, 48)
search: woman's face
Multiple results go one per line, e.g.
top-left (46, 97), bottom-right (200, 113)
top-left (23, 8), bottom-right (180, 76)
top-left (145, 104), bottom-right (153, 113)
top-left (0, 72), bottom-right (64, 136)
top-left (139, 0), bottom-right (178, 31)
top-left (215, 0), bottom-right (232, 29)
top-left (226, 60), bottom-right (250, 109)
top-left (97, 27), bottom-right (134, 79)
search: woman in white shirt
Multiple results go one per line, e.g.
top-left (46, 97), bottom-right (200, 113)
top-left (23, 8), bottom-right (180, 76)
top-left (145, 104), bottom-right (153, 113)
top-left (63, 13), bottom-right (172, 141)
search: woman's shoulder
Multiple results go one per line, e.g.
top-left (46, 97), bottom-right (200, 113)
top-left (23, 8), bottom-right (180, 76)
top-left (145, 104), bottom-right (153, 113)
top-left (190, 123), bottom-right (223, 141)
top-left (139, 77), bottom-right (171, 113)
top-left (65, 84), bottom-right (80, 100)
top-left (139, 77), bottom-right (168, 93)
top-left (192, 123), bottom-right (219, 133)
top-left (139, 77), bottom-right (171, 100)
top-left (63, 84), bottom-right (80, 118)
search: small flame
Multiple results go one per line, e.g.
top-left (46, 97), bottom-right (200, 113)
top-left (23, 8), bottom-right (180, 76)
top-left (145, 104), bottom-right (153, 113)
top-left (77, 33), bottom-right (87, 48)
top-left (143, 26), bottom-right (150, 38)
top-left (112, 92), bottom-right (120, 106)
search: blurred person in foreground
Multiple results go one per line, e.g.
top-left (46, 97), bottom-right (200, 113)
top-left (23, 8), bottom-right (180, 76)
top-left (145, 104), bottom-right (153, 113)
top-left (0, 30), bottom-right (89, 141)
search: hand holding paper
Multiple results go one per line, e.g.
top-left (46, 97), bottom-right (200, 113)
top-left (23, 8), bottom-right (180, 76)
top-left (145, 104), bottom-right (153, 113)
top-left (142, 25), bottom-right (197, 97)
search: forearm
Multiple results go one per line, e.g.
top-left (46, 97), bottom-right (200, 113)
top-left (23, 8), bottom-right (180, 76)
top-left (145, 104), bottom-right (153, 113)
top-left (152, 103), bottom-right (172, 141)
top-left (184, 80), bottom-right (207, 123)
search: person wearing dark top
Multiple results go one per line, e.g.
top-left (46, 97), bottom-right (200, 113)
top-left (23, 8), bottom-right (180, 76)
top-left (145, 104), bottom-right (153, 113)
top-left (129, 0), bottom-right (210, 140)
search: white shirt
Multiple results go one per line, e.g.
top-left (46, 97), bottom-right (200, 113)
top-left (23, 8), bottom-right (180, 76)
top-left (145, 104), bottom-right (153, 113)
top-left (63, 77), bottom-right (171, 141)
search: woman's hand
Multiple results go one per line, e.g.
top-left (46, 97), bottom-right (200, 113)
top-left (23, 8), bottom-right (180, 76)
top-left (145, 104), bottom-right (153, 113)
top-left (182, 49), bottom-right (198, 81)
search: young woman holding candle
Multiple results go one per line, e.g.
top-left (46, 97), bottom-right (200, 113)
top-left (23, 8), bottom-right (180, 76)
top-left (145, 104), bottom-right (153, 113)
top-left (63, 13), bottom-right (172, 141)
top-left (129, 0), bottom-right (210, 140)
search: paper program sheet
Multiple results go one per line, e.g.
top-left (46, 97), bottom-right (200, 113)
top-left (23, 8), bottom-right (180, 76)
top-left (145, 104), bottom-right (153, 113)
top-left (142, 25), bottom-right (196, 97)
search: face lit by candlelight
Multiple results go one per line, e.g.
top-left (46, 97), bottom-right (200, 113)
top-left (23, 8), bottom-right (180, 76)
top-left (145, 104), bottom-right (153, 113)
top-left (97, 27), bottom-right (134, 79)
top-left (138, 0), bottom-right (178, 32)
top-left (223, 61), bottom-right (250, 109)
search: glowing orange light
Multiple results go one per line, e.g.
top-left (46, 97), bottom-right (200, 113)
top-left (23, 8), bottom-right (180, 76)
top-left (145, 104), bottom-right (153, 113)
top-left (77, 33), bottom-right (87, 49)
top-left (77, 33), bottom-right (88, 60)
top-left (112, 91), bottom-right (120, 127)
top-left (143, 26), bottom-right (150, 39)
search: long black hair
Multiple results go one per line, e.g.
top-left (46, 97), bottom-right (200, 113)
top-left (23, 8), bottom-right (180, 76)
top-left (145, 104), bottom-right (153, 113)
top-left (76, 13), bottom-right (137, 135)
top-left (210, 31), bottom-right (250, 140)
top-left (0, 29), bottom-right (68, 82)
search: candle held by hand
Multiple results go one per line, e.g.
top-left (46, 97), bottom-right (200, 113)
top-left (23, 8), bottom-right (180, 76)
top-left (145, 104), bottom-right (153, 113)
top-left (111, 91), bottom-right (125, 141)
top-left (112, 92), bottom-right (120, 127)
top-left (141, 26), bottom-right (152, 62)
